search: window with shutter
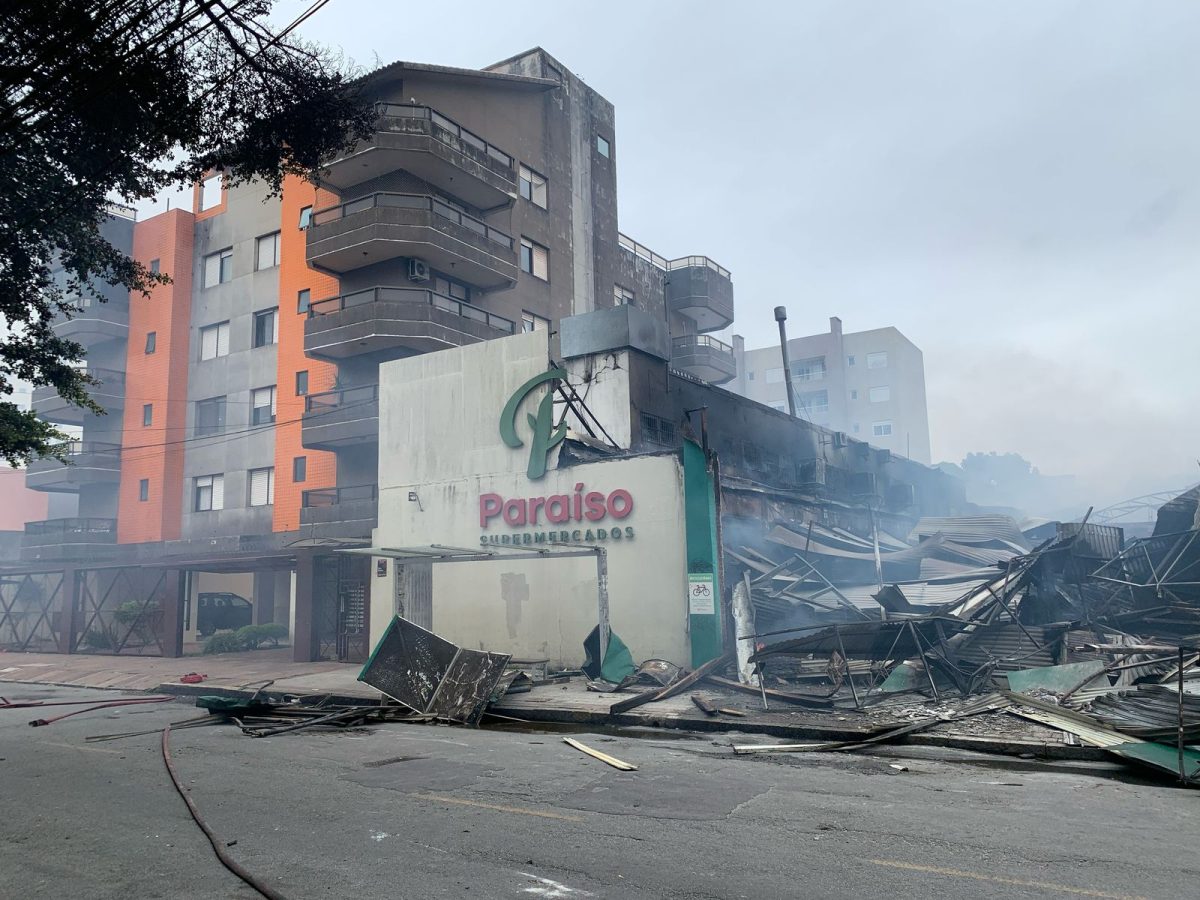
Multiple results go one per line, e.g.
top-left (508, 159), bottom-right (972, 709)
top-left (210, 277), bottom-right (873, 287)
top-left (249, 468), bottom-right (274, 507)
top-left (251, 386), bottom-right (276, 425)
top-left (256, 232), bottom-right (281, 270)
top-left (200, 321), bottom-right (230, 360)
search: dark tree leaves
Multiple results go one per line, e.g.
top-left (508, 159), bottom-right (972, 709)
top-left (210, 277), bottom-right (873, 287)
top-left (0, 0), bottom-right (374, 466)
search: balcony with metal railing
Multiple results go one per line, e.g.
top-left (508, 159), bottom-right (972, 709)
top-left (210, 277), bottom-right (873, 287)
top-left (301, 385), bottom-right (380, 450)
top-left (300, 484), bottom-right (378, 537)
top-left (306, 192), bottom-right (518, 286)
top-left (618, 233), bottom-right (734, 332)
top-left (21, 517), bottom-right (118, 561)
top-left (26, 441), bottom-right (122, 492)
top-left (304, 285), bottom-right (516, 360)
top-left (31, 367), bottom-right (126, 425)
top-left (52, 294), bottom-right (130, 346)
top-left (670, 334), bottom-right (736, 385)
top-left (321, 104), bottom-right (517, 206)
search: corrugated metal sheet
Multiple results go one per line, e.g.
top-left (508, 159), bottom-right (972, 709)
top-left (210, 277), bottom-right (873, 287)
top-left (909, 515), bottom-right (1032, 552)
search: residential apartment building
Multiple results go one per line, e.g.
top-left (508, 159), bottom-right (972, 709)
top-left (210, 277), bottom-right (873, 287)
top-left (19, 48), bottom-right (737, 565)
top-left (729, 316), bottom-right (932, 464)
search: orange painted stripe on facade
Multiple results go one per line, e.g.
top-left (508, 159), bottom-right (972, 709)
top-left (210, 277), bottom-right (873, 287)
top-left (117, 209), bottom-right (194, 543)
top-left (273, 176), bottom-right (339, 532)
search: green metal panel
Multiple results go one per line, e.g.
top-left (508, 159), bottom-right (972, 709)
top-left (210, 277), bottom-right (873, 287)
top-left (683, 438), bottom-right (722, 667)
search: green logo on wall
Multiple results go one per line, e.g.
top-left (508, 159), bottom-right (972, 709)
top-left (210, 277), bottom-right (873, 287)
top-left (500, 369), bottom-right (568, 480)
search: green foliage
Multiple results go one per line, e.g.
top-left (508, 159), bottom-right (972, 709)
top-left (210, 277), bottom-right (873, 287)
top-left (81, 629), bottom-right (113, 651)
top-left (234, 623), bottom-right (289, 650)
top-left (0, 1), bottom-right (374, 465)
top-left (112, 600), bottom-right (145, 626)
top-left (203, 632), bottom-right (244, 655)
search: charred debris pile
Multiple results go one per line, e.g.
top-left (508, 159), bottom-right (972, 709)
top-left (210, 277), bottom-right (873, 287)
top-left (717, 486), bottom-right (1200, 782)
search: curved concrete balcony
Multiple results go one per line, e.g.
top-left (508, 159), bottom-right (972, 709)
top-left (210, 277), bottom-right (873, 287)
top-left (26, 441), bottom-right (121, 492)
top-left (670, 334), bottom-right (737, 385)
top-left (300, 484), bottom-right (378, 539)
top-left (666, 257), bottom-right (734, 332)
top-left (31, 367), bottom-right (126, 425)
top-left (321, 104), bottom-right (517, 208)
top-left (301, 385), bottom-right (379, 450)
top-left (21, 517), bottom-right (117, 562)
top-left (306, 193), bottom-right (518, 287)
top-left (305, 286), bottom-right (516, 361)
top-left (53, 296), bottom-right (129, 346)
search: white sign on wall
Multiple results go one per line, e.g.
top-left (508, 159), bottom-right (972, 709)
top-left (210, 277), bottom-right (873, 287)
top-left (687, 574), bottom-right (715, 615)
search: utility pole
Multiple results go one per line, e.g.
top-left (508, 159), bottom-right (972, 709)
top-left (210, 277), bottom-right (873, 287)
top-left (774, 306), bottom-right (798, 418)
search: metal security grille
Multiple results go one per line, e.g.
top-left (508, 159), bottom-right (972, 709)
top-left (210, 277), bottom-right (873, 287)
top-left (74, 567), bottom-right (166, 655)
top-left (0, 571), bottom-right (64, 652)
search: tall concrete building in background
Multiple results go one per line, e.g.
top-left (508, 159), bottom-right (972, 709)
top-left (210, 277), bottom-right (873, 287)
top-left (729, 317), bottom-right (932, 464)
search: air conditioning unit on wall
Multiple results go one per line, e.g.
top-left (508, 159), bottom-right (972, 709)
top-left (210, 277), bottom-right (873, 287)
top-left (408, 258), bottom-right (430, 282)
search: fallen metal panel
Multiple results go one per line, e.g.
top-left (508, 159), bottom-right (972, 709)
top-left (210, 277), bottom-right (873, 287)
top-left (1007, 694), bottom-right (1200, 783)
top-left (1005, 660), bottom-right (1106, 694)
top-left (359, 616), bottom-right (510, 725)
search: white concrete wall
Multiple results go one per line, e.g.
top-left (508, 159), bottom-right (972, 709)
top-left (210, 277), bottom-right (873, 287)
top-left (371, 331), bottom-right (690, 667)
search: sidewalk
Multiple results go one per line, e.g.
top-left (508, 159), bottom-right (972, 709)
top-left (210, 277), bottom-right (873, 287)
top-left (0, 648), bottom-right (375, 699)
top-left (0, 648), bottom-right (1101, 761)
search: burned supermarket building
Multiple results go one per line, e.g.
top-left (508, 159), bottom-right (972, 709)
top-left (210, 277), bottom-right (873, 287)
top-left (359, 306), bottom-right (971, 672)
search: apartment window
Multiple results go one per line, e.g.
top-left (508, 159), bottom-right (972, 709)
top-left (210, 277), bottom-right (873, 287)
top-left (252, 308), bottom-right (278, 348)
top-left (869, 386), bottom-right (891, 403)
top-left (614, 285), bottom-right (635, 306)
top-left (853, 422), bottom-right (861, 433)
top-left (297, 289), bottom-right (310, 315)
top-left (797, 389), bottom-right (829, 415)
top-left (149, 259), bottom-right (160, 274)
top-left (298, 205), bottom-right (312, 229)
top-left (142, 403), bottom-right (153, 427)
top-left (519, 165), bottom-right (548, 208)
top-left (293, 456), bottom-right (307, 483)
top-left (847, 355), bottom-right (856, 367)
top-left (850, 389), bottom-right (858, 400)
top-left (138, 479), bottom-right (149, 502)
top-left (764, 367), bottom-right (784, 384)
top-left (199, 321), bottom-right (230, 360)
top-left (519, 238), bottom-right (549, 281)
top-left (248, 467), bottom-right (275, 507)
top-left (867, 351), bottom-right (888, 369)
top-left (195, 396), bottom-right (227, 436)
top-left (792, 356), bottom-right (826, 382)
top-left (203, 248), bottom-right (232, 288)
top-left (521, 311), bottom-right (550, 333)
top-left (596, 134), bottom-right (610, 158)
top-left (144, 331), bottom-right (156, 354)
top-left (295, 370), bottom-right (309, 396)
top-left (872, 421), bottom-right (893, 437)
top-left (199, 174), bottom-right (222, 211)
top-left (433, 276), bottom-right (470, 301)
top-left (251, 386), bottom-right (277, 425)
top-left (194, 474), bottom-right (224, 512)
top-left (255, 231), bottom-right (281, 270)
top-left (747, 371), bottom-right (755, 381)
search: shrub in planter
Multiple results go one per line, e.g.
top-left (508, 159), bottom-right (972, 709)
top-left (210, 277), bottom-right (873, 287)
top-left (203, 631), bottom-right (243, 654)
top-left (234, 623), bottom-right (289, 650)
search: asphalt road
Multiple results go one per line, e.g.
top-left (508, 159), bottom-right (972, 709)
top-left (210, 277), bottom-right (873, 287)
top-left (1, 684), bottom-right (1195, 900)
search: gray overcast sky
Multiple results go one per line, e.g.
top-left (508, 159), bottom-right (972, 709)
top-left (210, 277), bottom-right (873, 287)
top-left (268, 0), bottom-right (1199, 507)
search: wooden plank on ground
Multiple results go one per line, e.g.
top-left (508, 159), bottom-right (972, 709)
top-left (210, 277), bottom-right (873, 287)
top-left (703, 675), bottom-right (835, 708)
top-left (609, 653), bottom-right (733, 715)
top-left (563, 737), bottom-right (638, 771)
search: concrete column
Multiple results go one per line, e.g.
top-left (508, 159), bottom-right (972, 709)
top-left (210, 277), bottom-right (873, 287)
top-left (252, 570), bottom-right (276, 625)
top-left (293, 550), bottom-right (318, 662)
top-left (160, 569), bottom-right (185, 658)
top-left (56, 567), bottom-right (78, 654)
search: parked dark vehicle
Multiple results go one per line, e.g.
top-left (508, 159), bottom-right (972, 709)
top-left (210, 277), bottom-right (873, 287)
top-left (196, 592), bottom-right (252, 637)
